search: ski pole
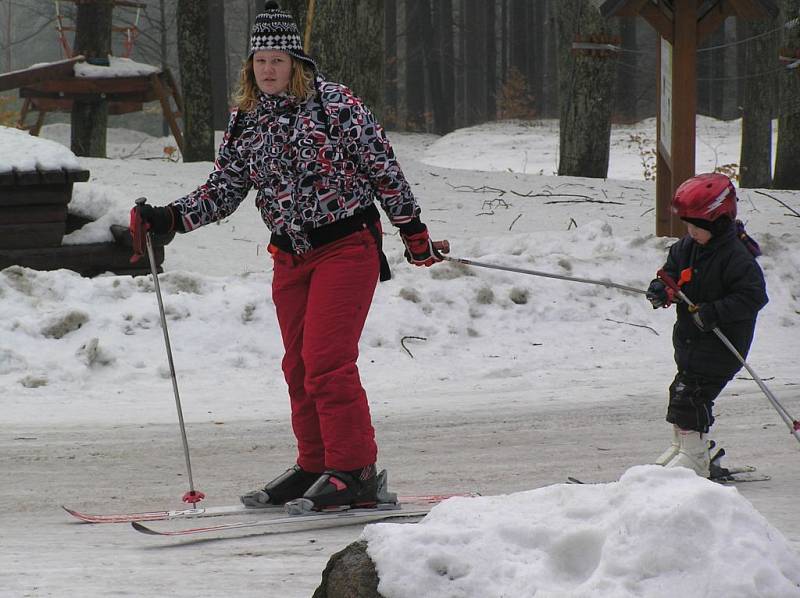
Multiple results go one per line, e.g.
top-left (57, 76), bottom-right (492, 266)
top-left (135, 197), bottom-right (205, 506)
top-left (431, 241), bottom-right (647, 296)
top-left (657, 269), bottom-right (800, 445)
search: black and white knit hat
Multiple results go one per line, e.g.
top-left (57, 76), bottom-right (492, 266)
top-left (249, 1), bottom-right (316, 71)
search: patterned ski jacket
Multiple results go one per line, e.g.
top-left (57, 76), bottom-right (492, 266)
top-left (171, 78), bottom-right (421, 253)
top-left (661, 224), bottom-right (768, 381)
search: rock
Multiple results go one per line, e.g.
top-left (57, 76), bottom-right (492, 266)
top-left (312, 540), bottom-right (385, 598)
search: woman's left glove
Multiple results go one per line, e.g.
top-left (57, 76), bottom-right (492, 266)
top-left (401, 225), bottom-right (445, 267)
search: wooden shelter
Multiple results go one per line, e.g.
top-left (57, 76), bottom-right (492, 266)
top-left (600, 0), bottom-right (779, 237)
top-left (0, 57), bottom-right (185, 154)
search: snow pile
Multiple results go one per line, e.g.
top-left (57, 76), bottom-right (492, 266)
top-left (63, 183), bottom-right (131, 244)
top-left (0, 125), bottom-right (81, 172)
top-left (365, 466), bottom-right (800, 598)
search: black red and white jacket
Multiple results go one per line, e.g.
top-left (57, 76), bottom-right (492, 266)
top-left (171, 77), bottom-right (421, 254)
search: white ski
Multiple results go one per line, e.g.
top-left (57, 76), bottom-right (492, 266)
top-left (131, 504), bottom-right (433, 536)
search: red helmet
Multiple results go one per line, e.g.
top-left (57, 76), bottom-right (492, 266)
top-left (671, 173), bottom-right (737, 222)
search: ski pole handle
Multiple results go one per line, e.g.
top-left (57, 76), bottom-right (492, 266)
top-left (656, 269), bottom-right (693, 307)
top-left (130, 197), bottom-right (149, 264)
top-left (431, 239), bottom-right (450, 260)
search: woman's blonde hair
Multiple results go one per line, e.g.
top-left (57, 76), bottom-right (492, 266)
top-left (232, 55), bottom-right (315, 112)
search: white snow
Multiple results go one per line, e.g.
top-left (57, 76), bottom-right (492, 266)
top-left (366, 466), bottom-right (800, 598)
top-left (1, 117), bottom-right (799, 598)
top-left (0, 125), bottom-right (82, 173)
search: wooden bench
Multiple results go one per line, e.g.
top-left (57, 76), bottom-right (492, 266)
top-left (0, 166), bottom-right (173, 276)
top-left (0, 166), bottom-right (90, 248)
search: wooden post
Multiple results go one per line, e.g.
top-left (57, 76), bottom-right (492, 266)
top-left (667, 0), bottom-right (697, 237)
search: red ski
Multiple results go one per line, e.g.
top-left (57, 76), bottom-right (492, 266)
top-left (63, 492), bottom-right (477, 524)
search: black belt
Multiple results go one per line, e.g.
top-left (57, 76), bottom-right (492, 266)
top-left (269, 203), bottom-right (391, 281)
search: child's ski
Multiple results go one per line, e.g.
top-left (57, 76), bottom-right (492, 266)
top-left (566, 465), bottom-right (770, 485)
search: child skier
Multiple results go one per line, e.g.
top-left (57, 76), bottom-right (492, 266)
top-left (645, 173), bottom-right (768, 477)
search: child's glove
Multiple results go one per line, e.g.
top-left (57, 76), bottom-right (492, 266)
top-left (401, 226), bottom-right (444, 267)
top-left (646, 279), bottom-right (674, 309)
top-left (690, 303), bottom-right (718, 332)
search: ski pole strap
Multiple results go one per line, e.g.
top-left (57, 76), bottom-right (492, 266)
top-left (130, 197), bottom-right (149, 264)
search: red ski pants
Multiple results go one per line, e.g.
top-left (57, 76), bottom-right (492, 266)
top-left (271, 228), bottom-right (379, 473)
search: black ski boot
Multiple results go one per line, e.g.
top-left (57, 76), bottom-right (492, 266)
top-left (286, 463), bottom-right (393, 514)
top-left (240, 465), bottom-right (321, 508)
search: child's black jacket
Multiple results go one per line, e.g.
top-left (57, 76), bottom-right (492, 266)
top-left (661, 224), bottom-right (768, 380)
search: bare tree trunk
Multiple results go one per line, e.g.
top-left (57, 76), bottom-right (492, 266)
top-left (509, 0), bottom-right (527, 78)
top-left (739, 18), bottom-right (777, 188)
top-left (71, 1), bottom-right (113, 158)
top-left (530, 0), bottom-right (546, 115)
top-left (500, 0), bottom-right (507, 83)
top-left (384, 0), bottom-right (398, 128)
top-left (310, 1), bottom-right (384, 116)
top-left (464, 0), bottom-right (485, 125)
top-left (421, 0), bottom-right (451, 133)
top-left (710, 25), bottom-right (725, 118)
top-left (542, 0), bottom-right (560, 118)
top-left (698, 27), bottom-right (725, 117)
top-left (774, 0), bottom-right (800, 189)
top-left (485, 1), bottom-right (496, 121)
top-left (208, 0), bottom-right (229, 130)
top-left (615, 17), bottom-right (637, 122)
top-left (159, 0), bottom-right (170, 136)
top-left (403, 0), bottom-right (426, 129)
top-left (555, 0), bottom-right (617, 178)
top-left (437, 0), bottom-right (455, 130)
top-left (455, 0), bottom-right (466, 127)
top-left (177, 0), bottom-right (214, 162)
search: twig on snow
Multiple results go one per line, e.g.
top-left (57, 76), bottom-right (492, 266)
top-left (604, 318), bottom-right (660, 335)
top-left (753, 190), bottom-right (800, 218)
top-left (400, 335), bottom-right (427, 358)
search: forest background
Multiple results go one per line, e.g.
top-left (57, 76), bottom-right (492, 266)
top-left (1, 0), bottom-right (799, 188)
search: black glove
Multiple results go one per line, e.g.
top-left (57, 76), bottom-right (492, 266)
top-left (691, 303), bottom-right (718, 332)
top-left (646, 279), bottom-right (673, 309)
top-left (130, 204), bottom-right (175, 235)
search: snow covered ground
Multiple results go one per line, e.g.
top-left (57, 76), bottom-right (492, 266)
top-left (1, 116), bottom-right (799, 597)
